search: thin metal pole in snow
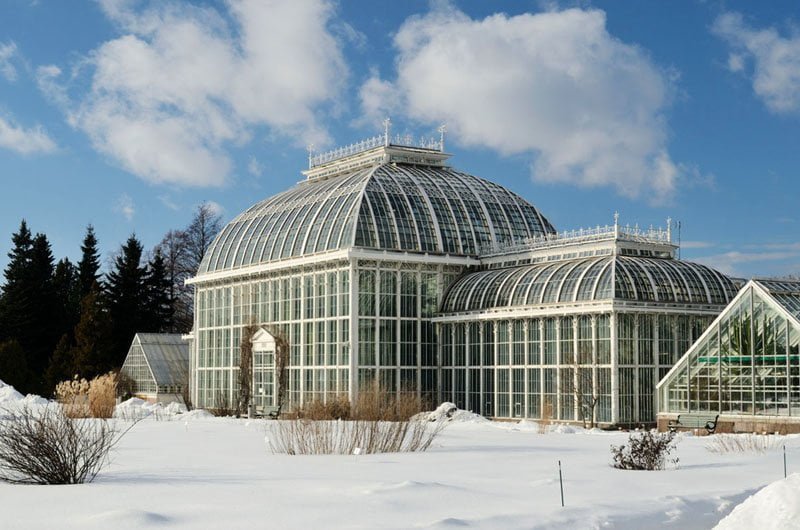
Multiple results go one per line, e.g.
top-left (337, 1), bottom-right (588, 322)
top-left (784, 445), bottom-right (788, 479)
top-left (558, 460), bottom-right (564, 507)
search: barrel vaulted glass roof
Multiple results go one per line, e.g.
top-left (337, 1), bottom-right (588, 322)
top-left (198, 163), bottom-right (556, 275)
top-left (440, 256), bottom-right (739, 313)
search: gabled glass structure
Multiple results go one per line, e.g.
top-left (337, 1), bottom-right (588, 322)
top-left (120, 333), bottom-right (190, 403)
top-left (657, 280), bottom-right (800, 425)
top-left (188, 133), bottom-right (736, 425)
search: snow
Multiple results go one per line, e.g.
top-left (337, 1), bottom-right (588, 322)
top-left (714, 474), bottom-right (800, 530)
top-left (0, 385), bottom-right (794, 529)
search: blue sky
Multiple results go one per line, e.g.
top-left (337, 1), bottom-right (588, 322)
top-left (0, 0), bottom-right (799, 278)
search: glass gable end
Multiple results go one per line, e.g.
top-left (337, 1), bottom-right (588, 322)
top-left (658, 280), bottom-right (800, 417)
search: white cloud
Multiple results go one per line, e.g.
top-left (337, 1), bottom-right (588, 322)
top-left (44, 0), bottom-right (347, 187)
top-left (158, 194), bottom-right (180, 211)
top-left (694, 250), bottom-right (800, 277)
top-left (204, 200), bottom-right (225, 217)
top-left (0, 41), bottom-right (18, 82)
top-left (247, 156), bottom-right (262, 176)
top-left (115, 194), bottom-right (136, 221)
top-left (713, 12), bottom-right (800, 114)
top-left (360, 6), bottom-right (686, 201)
top-left (680, 240), bottom-right (714, 249)
top-left (0, 115), bottom-right (57, 155)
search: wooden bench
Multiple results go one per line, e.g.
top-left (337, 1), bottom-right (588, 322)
top-left (668, 412), bottom-right (719, 434)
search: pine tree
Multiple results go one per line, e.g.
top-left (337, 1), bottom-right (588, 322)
top-left (77, 225), bottom-right (101, 298)
top-left (143, 249), bottom-right (173, 332)
top-left (44, 334), bottom-right (74, 394)
top-left (53, 258), bottom-right (80, 341)
top-left (0, 339), bottom-right (30, 391)
top-left (0, 220), bottom-right (34, 346)
top-left (72, 285), bottom-right (112, 378)
top-left (105, 235), bottom-right (146, 368)
top-left (0, 222), bottom-right (60, 393)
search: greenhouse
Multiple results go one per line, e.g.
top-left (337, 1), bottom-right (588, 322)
top-left (187, 130), bottom-right (737, 425)
top-left (119, 333), bottom-right (190, 404)
top-left (657, 279), bottom-right (800, 432)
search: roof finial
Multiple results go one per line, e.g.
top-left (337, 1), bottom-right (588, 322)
top-left (383, 118), bottom-right (391, 147)
top-left (438, 124), bottom-right (447, 151)
top-left (613, 211), bottom-right (619, 237)
top-left (666, 216), bottom-right (672, 242)
top-left (307, 144), bottom-right (315, 169)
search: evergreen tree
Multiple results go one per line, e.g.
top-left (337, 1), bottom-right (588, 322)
top-left (143, 249), bottom-right (173, 332)
top-left (0, 339), bottom-right (30, 391)
top-left (0, 220), bottom-right (34, 346)
top-left (44, 334), bottom-right (74, 394)
top-left (77, 225), bottom-right (101, 298)
top-left (105, 235), bottom-right (146, 368)
top-left (0, 222), bottom-right (59, 393)
top-left (27, 233), bottom-right (59, 390)
top-left (72, 284), bottom-right (112, 378)
top-left (53, 258), bottom-right (80, 341)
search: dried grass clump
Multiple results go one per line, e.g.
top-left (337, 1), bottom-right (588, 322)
top-left (705, 433), bottom-right (782, 454)
top-left (88, 372), bottom-right (118, 419)
top-left (0, 405), bottom-right (132, 484)
top-left (55, 376), bottom-right (91, 418)
top-left (56, 372), bottom-right (118, 419)
top-left (271, 390), bottom-right (445, 455)
top-left (538, 402), bottom-right (554, 434)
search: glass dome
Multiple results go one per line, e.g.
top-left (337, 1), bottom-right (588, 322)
top-left (198, 163), bottom-right (556, 275)
top-left (440, 256), bottom-right (739, 313)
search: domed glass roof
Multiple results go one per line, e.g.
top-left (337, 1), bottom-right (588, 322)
top-left (440, 256), bottom-right (739, 313)
top-left (198, 162), bottom-right (555, 275)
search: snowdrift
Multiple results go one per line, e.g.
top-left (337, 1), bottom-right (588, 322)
top-left (416, 402), bottom-right (490, 424)
top-left (714, 473), bottom-right (800, 530)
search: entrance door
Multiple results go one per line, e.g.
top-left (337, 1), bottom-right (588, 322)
top-left (251, 329), bottom-right (276, 415)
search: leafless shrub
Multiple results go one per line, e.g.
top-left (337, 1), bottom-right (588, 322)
top-left (209, 391), bottom-right (234, 417)
top-left (611, 430), bottom-right (679, 470)
top-left (0, 405), bottom-right (133, 484)
top-left (237, 320), bottom-right (259, 417)
top-left (705, 433), bottom-right (782, 454)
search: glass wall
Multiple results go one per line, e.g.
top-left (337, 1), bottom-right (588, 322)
top-left (194, 261), bottom-right (352, 409)
top-left (660, 284), bottom-right (800, 417)
top-left (438, 311), bottom-right (715, 424)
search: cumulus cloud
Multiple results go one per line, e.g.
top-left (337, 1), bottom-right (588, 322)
top-left (115, 194), bottom-right (136, 221)
top-left (0, 41), bottom-right (18, 82)
top-left (43, 0), bottom-right (347, 187)
top-left (247, 156), bottom-right (263, 176)
top-left (204, 200), bottom-right (225, 217)
top-left (360, 6), bottom-right (685, 201)
top-left (0, 115), bottom-right (57, 155)
top-left (713, 12), bottom-right (800, 114)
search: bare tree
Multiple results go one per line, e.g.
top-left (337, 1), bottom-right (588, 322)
top-left (267, 326), bottom-right (289, 417)
top-left (238, 321), bottom-right (260, 417)
top-left (184, 202), bottom-right (223, 275)
top-left (574, 361), bottom-right (599, 429)
top-left (155, 229), bottom-right (192, 332)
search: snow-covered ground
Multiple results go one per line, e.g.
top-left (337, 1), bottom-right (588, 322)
top-left (0, 383), bottom-right (798, 529)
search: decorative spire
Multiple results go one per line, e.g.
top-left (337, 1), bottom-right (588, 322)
top-left (383, 118), bottom-right (391, 147)
top-left (613, 211), bottom-right (619, 237)
top-left (307, 144), bottom-right (315, 169)
top-left (438, 124), bottom-right (447, 151)
top-left (666, 217), bottom-right (672, 242)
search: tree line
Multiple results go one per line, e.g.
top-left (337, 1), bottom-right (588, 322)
top-left (0, 203), bottom-right (222, 396)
